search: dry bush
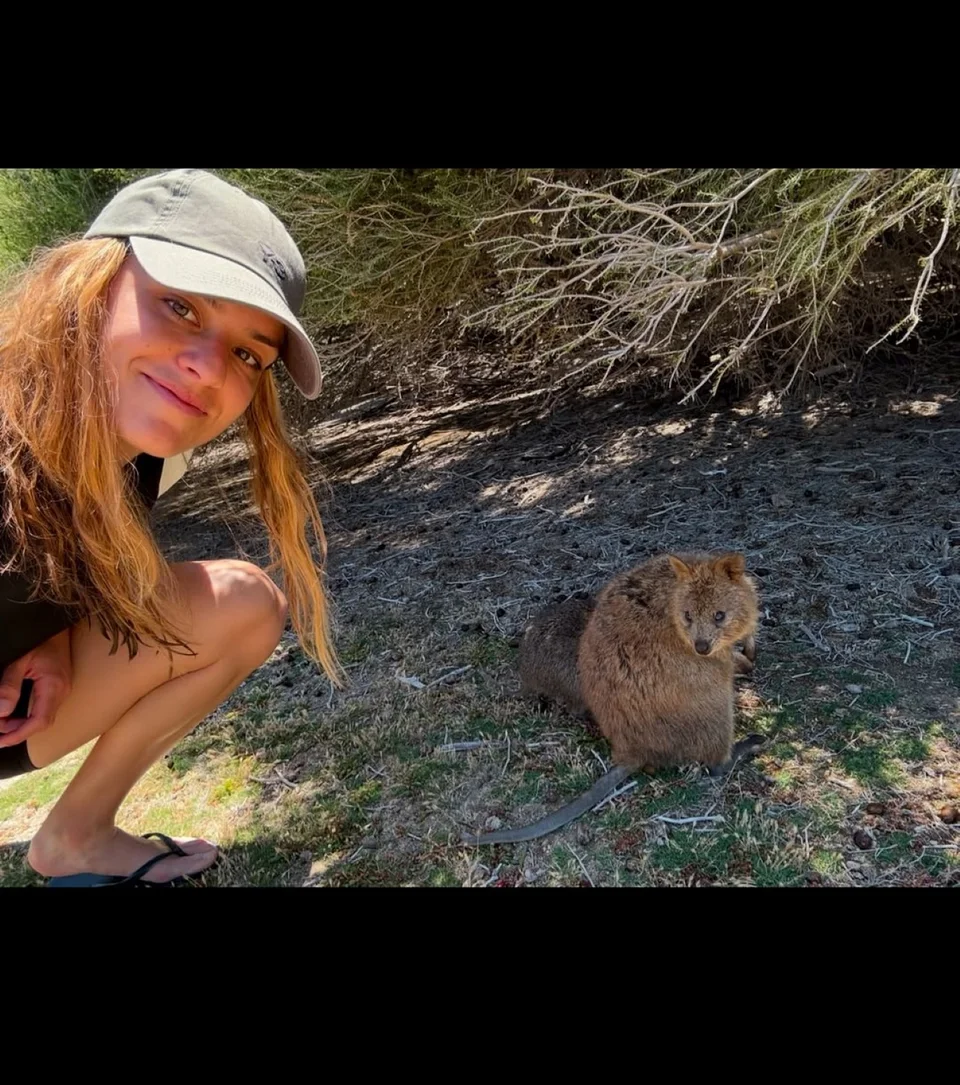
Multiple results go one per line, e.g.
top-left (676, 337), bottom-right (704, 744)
top-left (5, 168), bottom-right (959, 431)
top-left (465, 168), bottom-right (960, 404)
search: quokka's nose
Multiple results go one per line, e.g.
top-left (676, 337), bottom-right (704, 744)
top-left (695, 639), bottom-right (710, 655)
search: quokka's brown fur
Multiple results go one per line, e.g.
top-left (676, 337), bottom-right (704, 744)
top-left (517, 595), bottom-right (595, 718)
top-left (578, 550), bottom-right (759, 772)
top-left (464, 551), bottom-right (763, 847)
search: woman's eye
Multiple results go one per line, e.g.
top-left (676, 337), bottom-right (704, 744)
top-left (165, 298), bottom-right (198, 323)
top-left (235, 347), bottom-right (261, 369)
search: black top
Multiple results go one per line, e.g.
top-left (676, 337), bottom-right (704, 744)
top-left (0, 453), bottom-right (164, 673)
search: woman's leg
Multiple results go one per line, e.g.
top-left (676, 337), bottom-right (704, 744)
top-left (24, 558), bottom-right (288, 883)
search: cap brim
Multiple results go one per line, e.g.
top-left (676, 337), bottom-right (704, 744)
top-left (129, 236), bottom-right (322, 399)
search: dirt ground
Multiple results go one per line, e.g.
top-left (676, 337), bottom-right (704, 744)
top-left (138, 349), bottom-right (959, 888)
top-left (3, 352), bottom-right (959, 887)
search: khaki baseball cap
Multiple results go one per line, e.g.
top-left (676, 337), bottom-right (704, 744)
top-left (85, 168), bottom-right (322, 399)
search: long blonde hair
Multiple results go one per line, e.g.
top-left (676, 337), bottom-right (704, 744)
top-left (0, 237), bottom-right (343, 685)
top-left (244, 374), bottom-right (342, 684)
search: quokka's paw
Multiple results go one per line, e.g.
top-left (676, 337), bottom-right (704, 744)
top-left (733, 651), bottom-right (755, 676)
top-left (734, 734), bottom-right (766, 761)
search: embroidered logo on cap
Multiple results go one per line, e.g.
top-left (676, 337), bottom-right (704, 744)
top-left (259, 242), bottom-right (288, 283)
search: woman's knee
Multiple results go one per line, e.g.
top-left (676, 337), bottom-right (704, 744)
top-left (175, 559), bottom-right (288, 669)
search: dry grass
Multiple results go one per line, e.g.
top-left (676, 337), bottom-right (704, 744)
top-left (6, 168), bottom-right (960, 434)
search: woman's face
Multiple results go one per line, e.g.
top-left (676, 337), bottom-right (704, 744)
top-left (101, 254), bottom-right (287, 460)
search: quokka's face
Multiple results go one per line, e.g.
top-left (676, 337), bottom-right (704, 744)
top-left (667, 553), bottom-right (759, 657)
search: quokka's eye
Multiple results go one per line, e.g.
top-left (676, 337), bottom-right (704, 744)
top-left (684, 611), bottom-right (693, 623)
top-left (714, 611), bottom-right (726, 623)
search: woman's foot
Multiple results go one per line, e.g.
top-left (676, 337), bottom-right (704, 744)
top-left (27, 824), bottom-right (218, 883)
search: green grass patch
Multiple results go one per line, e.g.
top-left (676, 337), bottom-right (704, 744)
top-left (875, 831), bottom-right (915, 867)
top-left (397, 758), bottom-right (462, 798)
top-left (647, 826), bottom-right (737, 876)
top-left (752, 859), bottom-right (805, 887)
top-left (811, 849), bottom-right (846, 878)
top-left (465, 635), bottom-right (516, 669)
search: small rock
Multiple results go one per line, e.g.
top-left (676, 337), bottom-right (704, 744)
top-left (845, 684), bottom-right (863, 694)
top-left (853, 829), bottom-right (873, 850)
top-left (939, 805), bottom-right (958, 825)
top-left (865, 802), bottom-right (886, 816)
top-left (485, 816), bottom-right (502, 831)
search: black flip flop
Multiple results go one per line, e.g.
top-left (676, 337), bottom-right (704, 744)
top-left (46, 832), bottom-right (207, 887)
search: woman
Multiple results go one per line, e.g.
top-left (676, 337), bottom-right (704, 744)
top-left (0, 169), bottom-right (342, 887)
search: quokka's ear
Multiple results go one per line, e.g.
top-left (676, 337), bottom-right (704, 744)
top-left (667, 555), bottom-right (693, 581)
top-left (713, 552), bottom-right (746, 580)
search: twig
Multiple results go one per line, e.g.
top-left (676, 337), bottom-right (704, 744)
top-left (591, 779), bottom-right (638, 810)
top-left (397, 675), bottom-right (426, 689)
top-left (275, 768), bottom-right (296, 789)
top-left (898, 614), bottom-right (935, 628)
top-left (652, 814), bottom-right (726, 825)
top-left (501, 731), bottom-right (512, 778)
top-left (448, 573), bottom-right (509, 586)
top-left (814, 465), bottom-right (873, 474)
top-left (647, 502), bottom-right (683, 519)
top-left (590, 748), bottom-right (609, 772)
top-left (566, 845), bottom-right (595, 887)
top-left (798, 623), bottom-right (831, 654)
top-left (424, 665), bottom-right (473, 689)
top-left (436, 738), bottom-right (561, 754)
top-left (830, 778), bottom-right (856, 791)
top-left (481, 864), bottom-right (503, 887)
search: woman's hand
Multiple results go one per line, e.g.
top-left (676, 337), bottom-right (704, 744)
top-left (0, 629), bottom-right (72, 747)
